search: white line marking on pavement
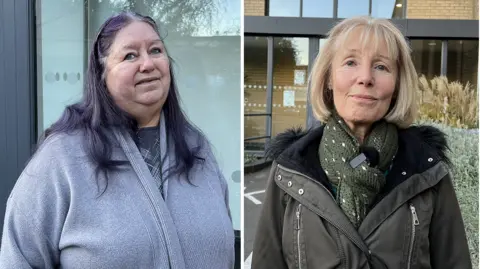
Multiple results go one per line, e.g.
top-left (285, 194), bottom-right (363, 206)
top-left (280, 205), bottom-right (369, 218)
top-left (244, 190), bottom-right (266, 205)
top-left (245, 195), bottom-right (262, 205)
top-left (246, 190), bottom-right (266, 196)
top-left (244, 252), bottom-right (252, 269)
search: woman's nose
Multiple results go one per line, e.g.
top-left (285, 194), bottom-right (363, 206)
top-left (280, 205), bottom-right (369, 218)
top-left (139, 55), bottom-right (155, 72)
top-left (357, 65), bottom-right (374, 87)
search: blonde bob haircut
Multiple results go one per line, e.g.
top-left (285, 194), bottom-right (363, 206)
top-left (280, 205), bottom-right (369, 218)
top-left (309, 16), bottom-right (418, 128)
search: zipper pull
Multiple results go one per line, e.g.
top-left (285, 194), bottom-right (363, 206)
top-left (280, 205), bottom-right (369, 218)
top-left (295, 205), bottom-right (301, 230)
top-left (410, 204), bottom-right (420, 225)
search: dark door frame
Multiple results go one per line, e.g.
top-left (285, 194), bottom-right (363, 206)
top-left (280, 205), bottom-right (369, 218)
top-left (0, 0), bottom-right (37, 243)
top-left (245, 16), bottom-right (479, 39)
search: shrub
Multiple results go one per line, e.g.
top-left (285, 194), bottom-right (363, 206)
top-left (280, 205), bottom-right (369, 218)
top-left (424, 122), bottom-right (478, 268)
top-left (417, 76), bottom-right (478, 129)
top-left (244, 154), bottom-right (258, 165)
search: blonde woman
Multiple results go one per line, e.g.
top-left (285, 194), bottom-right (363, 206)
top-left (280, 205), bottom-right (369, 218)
top-left (251, 16), bottom-right (471, 269)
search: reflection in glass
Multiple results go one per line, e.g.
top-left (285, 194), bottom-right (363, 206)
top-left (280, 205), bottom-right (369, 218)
top-left (319, 38), bottom-right (328, 51)
top-left (269, 0), bottom-right (300, 17)
top-left (272, 37), bottom-right (309, 137)
top-left (411, 40), bottom-right (442, 82)
top-left (338, 0), bottom-right (369, 18)
top-left (37, 0), bottom-right (86, 132)
top-left (244, 136), bottom-right (268, 152)
top-left (302, 0), bottom-right (334, 18)
top-left (244, 36), bottom-right (268, 151)
top-left (372, 0), bottom-right (404, 18)
top-left (88, 0), bottom-right (239, 38)
top-left (447, 40), bottom-right (478, 90)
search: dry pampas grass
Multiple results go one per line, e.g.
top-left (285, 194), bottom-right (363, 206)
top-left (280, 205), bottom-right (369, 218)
top-left (417, 75), bottom-right (478, 129)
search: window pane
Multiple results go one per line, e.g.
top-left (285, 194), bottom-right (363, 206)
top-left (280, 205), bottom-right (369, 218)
top-left (407, 0), bottom-right (478, 20)
top-left (447, 40), bottom-right (478, 90)
top-left (244, 36), bottom-right (268, 151)
top-left (36, 0), bottom-right (241, 230)
top-left (269, 0), bottom-right (300, 17)
top-left (36, 0), bottom-right (87, 133)
top-left (244, 116), bottom-right (268, 151)
top-left (411, 40), bottom-right (442, 82)
top-left (372, 0), bottom-right (404, 18)
top-left (272, 37), bottom-right (309, 137)
top-left (244, 37), bottom-right (268, 114)
top-left (319, 38), bottom-right (328, 50)
top-left (243, 36), bottom-right (268, 150)
top-left (302, 0), bottom-right (334, 18)
top-left (338, 0), bottom-right (369, 18)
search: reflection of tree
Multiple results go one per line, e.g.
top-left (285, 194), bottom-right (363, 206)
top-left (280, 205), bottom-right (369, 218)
top-left (244, 37), bottom-right (300, 86)
top-left (244, 37), bottom-right (302, 147)
top-left (82, 0), bottom-right (228, 36)
top-left (108, 0), bottom-right (225, 36)
top-left (215, 23), bottom-right (241, 36)
top-left (275, 38), bottom-right (299, 67)
top-left (244, 37), bottom-right (300, 109)
top-left (136, 0), bottom-right (222, 37)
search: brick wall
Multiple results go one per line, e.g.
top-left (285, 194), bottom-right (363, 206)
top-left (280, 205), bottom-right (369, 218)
top-left (244, 0), bottom-right (265, 16)
top-left (476, 0), bottom-right (479, 19)
top-left (407, 0), bottom-right (477, 19)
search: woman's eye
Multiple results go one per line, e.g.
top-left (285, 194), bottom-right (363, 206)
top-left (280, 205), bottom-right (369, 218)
top-left (124, 53), bottom-right (136, 60)
top-left (151, 47), bottom-right (162, 54)
top-left (345, 60), bottom-right (355, 66)
top-left (375, 64), bottom-right (388, 71)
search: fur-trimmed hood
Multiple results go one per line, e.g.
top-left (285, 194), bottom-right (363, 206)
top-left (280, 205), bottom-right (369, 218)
top-left (268, 125), bottom-right (450, 164)
top-left (266, 124), bottom-right (451, 198)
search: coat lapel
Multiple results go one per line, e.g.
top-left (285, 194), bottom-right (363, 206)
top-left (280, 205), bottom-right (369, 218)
top-left (114, 125), bottom-right (186, 269)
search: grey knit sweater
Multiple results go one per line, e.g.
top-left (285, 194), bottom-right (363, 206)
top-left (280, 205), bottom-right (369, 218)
top-left (0, 124), bottom-right (234, 268)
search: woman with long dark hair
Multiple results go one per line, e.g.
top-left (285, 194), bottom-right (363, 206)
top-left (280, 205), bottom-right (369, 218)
top-left (0, 12), bottom-right (234, 269)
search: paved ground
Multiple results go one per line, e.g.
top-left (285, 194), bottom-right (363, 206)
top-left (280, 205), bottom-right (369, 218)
top-left (243, 166), bottom-right (270, 269)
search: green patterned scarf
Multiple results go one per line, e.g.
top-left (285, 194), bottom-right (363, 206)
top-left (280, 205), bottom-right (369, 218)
top-left (319, 112), bottom-right (398, 228)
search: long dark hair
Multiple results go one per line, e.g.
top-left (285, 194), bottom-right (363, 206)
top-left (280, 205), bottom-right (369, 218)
top-left (39, 11), bottom-right (205, 188)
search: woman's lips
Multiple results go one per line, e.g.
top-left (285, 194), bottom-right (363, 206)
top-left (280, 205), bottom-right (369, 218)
top-left (136, 78), bottom-right (159, 86)
top-left (350, 94), bottom-right (377, 103)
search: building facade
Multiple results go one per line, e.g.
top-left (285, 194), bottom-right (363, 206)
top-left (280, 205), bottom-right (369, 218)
top-left (0, 0), bottom-right (241, 261)
top-left (244, 0), bottom-right (479, 152)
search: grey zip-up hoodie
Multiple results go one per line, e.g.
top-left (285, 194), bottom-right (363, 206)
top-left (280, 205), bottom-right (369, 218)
top-left (0, 124), bottom-right (234, 268)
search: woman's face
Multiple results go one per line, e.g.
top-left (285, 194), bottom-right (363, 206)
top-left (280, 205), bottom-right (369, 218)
top-left (104, 21), bottom-right (170, 121)
top-left (330, 27), bottom-right (397, 127)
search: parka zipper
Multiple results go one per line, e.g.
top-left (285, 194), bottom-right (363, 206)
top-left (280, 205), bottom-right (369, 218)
top-left (277, 164), bottom-right (373, 260)
top-left (407, 204), bottom-right (420, 269)
top-left (295, 204), bottom-right (303, 269)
